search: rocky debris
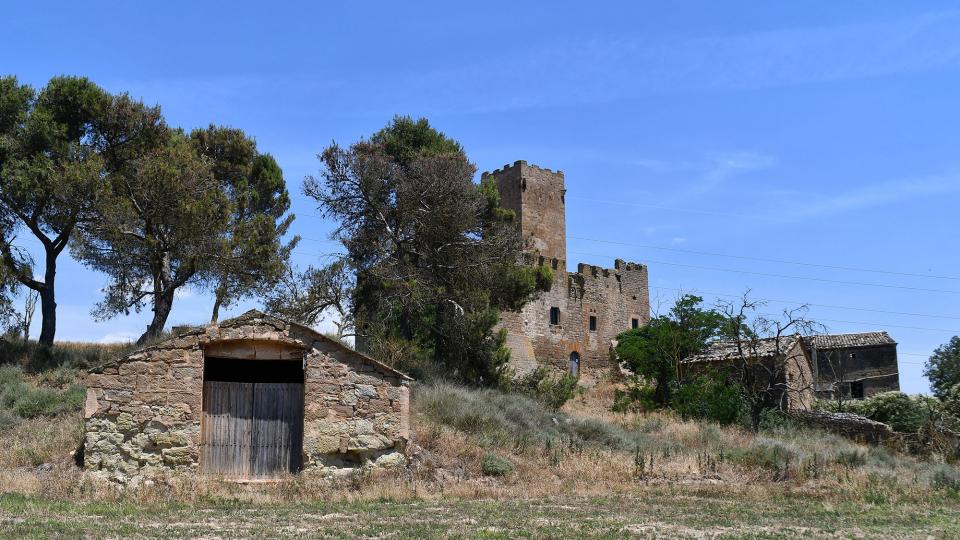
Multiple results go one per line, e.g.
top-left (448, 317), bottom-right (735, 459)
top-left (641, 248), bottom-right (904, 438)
top-left (787, 410), bottom-right (893, 444)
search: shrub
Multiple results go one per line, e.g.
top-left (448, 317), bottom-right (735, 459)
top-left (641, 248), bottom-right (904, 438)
top-left (0, 365), bottom-right (86, 429)
top-left (480, 453), bottom-right (513, 476)
top-left (415, 383), bottom-right (643, 451)
top-left (849, 392), bottom-right (938, 433)
top-left (672, 370), bottom-right (746, 426)
top-left (506, 367), bottom-right (580, 411)
top-left (931, 465), bottom-right (960, 492)
top-left (612, 377), bottom-right (657, 413)
top-left (729, 438), bottom-right (797, 473)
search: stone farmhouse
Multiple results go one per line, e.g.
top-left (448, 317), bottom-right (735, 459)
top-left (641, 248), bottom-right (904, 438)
top-left (83, 310), bottom-right (411, 482)
top-left (484, 160), bottom-right (650, 380)
top-left (804, 331), bottom-right (900, 400)
top-left (681, 335), bottom-right (815, 410)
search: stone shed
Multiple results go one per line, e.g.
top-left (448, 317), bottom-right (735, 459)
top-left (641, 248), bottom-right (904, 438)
top-left (83, 310), bottom-right (411, 481)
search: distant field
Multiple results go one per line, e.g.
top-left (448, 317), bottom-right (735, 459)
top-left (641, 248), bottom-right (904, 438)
top-left (2, 486), bottom-right (959, 539)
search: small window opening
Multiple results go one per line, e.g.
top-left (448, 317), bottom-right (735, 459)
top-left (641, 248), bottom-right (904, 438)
top-left (589, 316), bottom-right (597, 332)
top-left (549, 307), bottom-right (560, 325)
top-left (631, 318), bottom-right (639, 329)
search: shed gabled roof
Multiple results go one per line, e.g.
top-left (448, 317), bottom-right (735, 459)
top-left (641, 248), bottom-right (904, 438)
top-left (803, 332), bottom-right (896, 350)
top-left (97, 310), bottom-right (412, 381)
top-left (216, 310), bottom-right (413, 381)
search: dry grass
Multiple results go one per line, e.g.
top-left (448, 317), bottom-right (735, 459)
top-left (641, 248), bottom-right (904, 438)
top-left (1, 373), bottom-right (960, 537)
top-left (0, 413), bottom-right (82, 469)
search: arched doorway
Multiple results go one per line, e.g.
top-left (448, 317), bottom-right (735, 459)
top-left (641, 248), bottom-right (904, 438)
top-left (569, 351), bottom-right (580, 379)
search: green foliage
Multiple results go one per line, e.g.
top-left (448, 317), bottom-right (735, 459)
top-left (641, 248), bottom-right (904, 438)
top-left (506, 367), bottom-right (580, 411)
top-left (926, 336), bottom-right (960, 400)
top-left (615, 295), bottom-right (725, 406)
top-left (932, 465), bottom-right (960, 492)
top-left (190, 126), bottom-right (297, 322)
top-left (671, 369), bottom-right (746, 426)
top-left (729, 438), bottom-right (796, 473)
top-left (369, 116), bottom-right (464, 166)
top-left (612, 377), bottom-right (658, 413)
top-left (480, 453), bottom-right (513, 477)
top-left (75, 129), bottom-right (231, 344)
top-left (0, 365), bottom-right (85, 429)
top-left (0, 339), bottom-right (132, 371)
top-left (844, 392), bottom-right (943, 433)
top-left (0, 75), bottom-right (113, 344)
top-left (305, 117), bottom-right (549, 386)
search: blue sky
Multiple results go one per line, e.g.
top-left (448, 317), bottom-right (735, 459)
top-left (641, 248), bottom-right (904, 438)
top-left (4, 2), bottom-right (960, 393)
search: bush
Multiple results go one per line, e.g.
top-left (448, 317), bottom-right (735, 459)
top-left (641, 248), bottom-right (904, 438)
top-left (481, 453), bottom-right (513, 476)
top-left (505, 367), bottom-right (580, 411)
top-left (415, 383), bottom-right (643, 451)
top-left (672, 370), bottom-right (746, 426)
top-left (612, 377), bottom-right (657, 413)
top-left (848, 392), bottom-right (940, 433)
top-left (931, 465), bottom-right (960, 492)
top-left (730, 438), bottom-right (797, 472)
top-left (0, 365), bottom-right (86, 429)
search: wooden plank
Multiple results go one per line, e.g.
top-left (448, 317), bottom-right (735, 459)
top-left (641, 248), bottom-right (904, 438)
top-left (251, 383), bottom-right (304, 477)
top-left (201, 381), bottom-right (253, 478)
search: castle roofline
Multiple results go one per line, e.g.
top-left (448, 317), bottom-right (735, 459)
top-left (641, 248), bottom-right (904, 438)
top-left (480, 159), bottom-right (564, 178)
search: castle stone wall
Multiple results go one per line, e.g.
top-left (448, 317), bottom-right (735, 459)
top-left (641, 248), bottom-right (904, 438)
top-left (486, 161), bottom-right (650, 379)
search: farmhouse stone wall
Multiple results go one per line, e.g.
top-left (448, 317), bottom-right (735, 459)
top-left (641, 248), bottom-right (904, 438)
top-left (787, 410), bottom-right (894, 445)
top-left (486, 161), bottom-right (650, 378)
top-left (83, 311), bottom-right (410, 482)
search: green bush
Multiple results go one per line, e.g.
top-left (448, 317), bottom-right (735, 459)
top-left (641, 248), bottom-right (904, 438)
top-left (505, 367), bottom-right (580, 411)
top-left (848, 392), bottom-right (939, 433)
top-left (672, 370), bottom-right (746, 426)
top-left (612, 377), bottom-right (657, 413)
top-left (0, 365), bottom-right (86, 429)
top-left (481, 453), bottom-right (513, 476)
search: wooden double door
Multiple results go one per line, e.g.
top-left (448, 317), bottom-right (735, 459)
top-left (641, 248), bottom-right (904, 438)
top-left (200, 381), bottom-right (304, 478)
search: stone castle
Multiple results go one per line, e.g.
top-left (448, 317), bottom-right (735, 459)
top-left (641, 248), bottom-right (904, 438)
top-left (484, 160), bottom-right (650, 379)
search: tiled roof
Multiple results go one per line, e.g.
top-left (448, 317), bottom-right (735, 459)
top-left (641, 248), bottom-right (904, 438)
top-left (803, 332), bottom-right (895, 350)
top-left (683, 335), bottom-right (800, 364)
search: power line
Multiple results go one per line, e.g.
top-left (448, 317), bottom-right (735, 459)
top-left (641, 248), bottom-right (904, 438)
top-left (571, 236), bottom-right (960, 281)
top-left (754, 313), bottom-right (959, 334)
top-left (566, 196), bottom-right (748, 218)
top-left (570, 250), bottom-right (960, 296)
top-left (650, 286), bottom-right (960, 322)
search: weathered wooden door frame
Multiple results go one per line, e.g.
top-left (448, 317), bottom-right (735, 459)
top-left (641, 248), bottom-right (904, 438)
top-left (199, 351), bottom-right (306, 479)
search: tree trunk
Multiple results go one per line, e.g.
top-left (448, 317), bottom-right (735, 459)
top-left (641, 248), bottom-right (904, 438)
top-left (210, 282), bottom-right (227, 324)
top-left (37, 248), bottom-right (58, 346)
top-left (138, 290), bottom-right (174, 346)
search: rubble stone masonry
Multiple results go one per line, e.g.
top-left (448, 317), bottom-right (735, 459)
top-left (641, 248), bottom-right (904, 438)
top-left (83, 311), bottom-right (410, 482)
top-left (484, 161), bottom-right (650, 378)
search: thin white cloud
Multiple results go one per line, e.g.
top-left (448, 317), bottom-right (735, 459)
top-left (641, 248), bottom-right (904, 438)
top-left (99, 332), bottom-right (136, 344)
top-left (775, 171), bottom-right (960, 223)
top-left (379, 9), bottom-right (960, 114)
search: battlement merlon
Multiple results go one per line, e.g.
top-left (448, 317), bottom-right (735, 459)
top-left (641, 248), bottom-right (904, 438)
top-left (480, 160), bottom-right (565, 178)
top-left (575, 260), bottom-right (648, 277)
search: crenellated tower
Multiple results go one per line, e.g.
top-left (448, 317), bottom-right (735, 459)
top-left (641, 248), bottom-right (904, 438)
top-left (482, 160), bottom-right (567, 263)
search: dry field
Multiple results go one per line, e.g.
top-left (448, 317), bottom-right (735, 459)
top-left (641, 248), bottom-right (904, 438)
top-left (0, 364), bottom-right (959, 538)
